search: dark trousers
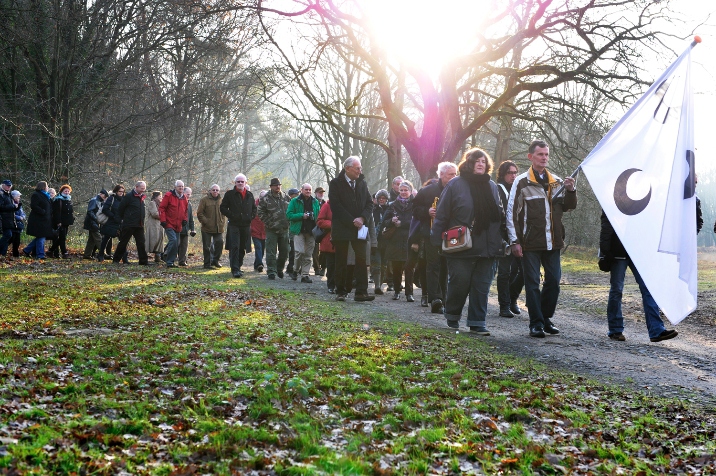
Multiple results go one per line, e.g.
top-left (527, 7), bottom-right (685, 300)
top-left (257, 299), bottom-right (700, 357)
top-left (10, 230), bottom-right (21, 257)
top-left (445, 257), bottom-right (495, 327)
top-left (324, 252), bottom-right (336, 291)
top-left (0, 228), bottom-right (12, 256)
top-left (391, 248), bottom-right (419, 296)
top-left (312, 240), bottom-right (322, 272)
top-left (113, 227), bottom-right (148, 264)
top-left (334, 239), bottom-right (368, 295)
top-left (201, 231), bottom-right (224, 266)
top-left (48, 226), bottom-right (68, 256)
top-left (98, 235), bottom-right (115, 261)
top-left (522, 249), bottom-right (561, 329)
top-left (425, 243), bottom-right (447, 303)
top-left (286, 235), bottom-right (295, 272)
top-left (227, 225), bottom-right (250, 274)
top-left (496, 255), bottom-right (524, 308)
top-left (178, 234), bottom-right (189, 265)
top-left (253, 237), bottom-right (265, 269)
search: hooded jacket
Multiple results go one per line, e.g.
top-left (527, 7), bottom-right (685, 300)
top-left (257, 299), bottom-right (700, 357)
top-left (159, 189), bottom-right (188, 232)
top-left (506, 166), bottom-right (577, 251)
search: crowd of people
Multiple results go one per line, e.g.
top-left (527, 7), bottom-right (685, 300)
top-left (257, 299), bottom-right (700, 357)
top-left (0, 139), bottom-right (680, 341)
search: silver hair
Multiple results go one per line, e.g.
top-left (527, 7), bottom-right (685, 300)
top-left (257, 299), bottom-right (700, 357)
top-left (184, 187), bottom-right (192, 194)
top-left (437, 161), bottom-right (457, 175)
top-left (234, 173), bottom-right (247, 182)
top-left (210, 184), bottom-right (220, 190)
top-left (135, 181), bottom-right (146, 188)
top-left (392, 176), bottom-right (404, 184)
top-left (301, 183), bottom-right (312, 190)
top-left (175, 180), bottom-right (184, 187)
top-left (259, 190), bottom-right (268, 199)
top-left (343, 156), bottom-right (361, 169)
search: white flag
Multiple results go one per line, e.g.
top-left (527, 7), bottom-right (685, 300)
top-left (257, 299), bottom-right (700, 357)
top-left (580, 40), bottom-right (698, 325)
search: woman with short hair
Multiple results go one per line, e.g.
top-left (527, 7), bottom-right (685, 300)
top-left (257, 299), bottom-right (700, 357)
top-left (48, 184), bottom-right (75, 258)
top-left (382, 181), bottom-right (416, 302)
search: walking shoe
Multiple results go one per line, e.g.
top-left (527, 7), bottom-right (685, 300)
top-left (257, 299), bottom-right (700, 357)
top-left (22, 250), bottom-right (32, 258)
top-left (301, 276), bottom-right (313, 283)
top-left (354, 293), bottom-right (375, 302)
top-left (62, 253), bottom-right (70, 259)
top-left (335, 294), bottom-right (347, 301)
top-left (386, 285), bottom-right (394, 292)
top-left (178, 262), bottom-right (188, 267)
top-left (318, 268), bottom-right (325, 276)
top-left (203, 265), bottom-right (213, 269)
top-left (530, 327), bottom-right (546, 338)
top-left (650, 329), bottom-right (678, 342)
top-left (431, 299), bottom-right (444, 314)
top-left (155, 255), bottom-right (162, 263)
top-left (446, 320), bottom-right (459, 329)
top-left (544, 325), bottom-right (560, 335)
top-left (609, 332), bottom-right (626, 341)
top-left (469, 326), bottom-right (490, 336)
top-left (277, 271), bottom-right (284, 279)
top-left (406, 295), bottom-right (415, 303)
top-left (167, 264), bottom-right (179, 268)
top-left (421, 296), bottom-right (428, 307)
top-left (82, 256), bottom-right (94, 260)
top-left (212, 262), bottom-right (222, 268)
top-left (232, 272), bottom-right (244, 278)
top-left (499, 307), bottom-right (515, 318)
top-left (328, 288), bottom-right (335, 294)
top-left (510, 301), bottom-right (522, 315)
top-left (268, 274), bottom-right (276, 280)
top-left (374, 287), bottom-right (384, 295)
top-left (291, 272), bottom-right (298, 281)
top-left (368, 277), bottom-right (374, 284)
top-left (392, 292), bottom-right (400, 300)
top-left (257, 265), bottom-right (264, 272)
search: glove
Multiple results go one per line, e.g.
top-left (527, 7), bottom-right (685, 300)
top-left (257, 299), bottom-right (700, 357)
top-left (160, 222), bottom-right (167, 228)
top-left (189, 231), bottom-right (196, 237)
top-left (182, 220), bottom-right (188, 226)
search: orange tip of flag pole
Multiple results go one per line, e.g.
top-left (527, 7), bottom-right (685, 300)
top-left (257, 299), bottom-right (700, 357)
top-left (692, 35), bottom-right (702, 46)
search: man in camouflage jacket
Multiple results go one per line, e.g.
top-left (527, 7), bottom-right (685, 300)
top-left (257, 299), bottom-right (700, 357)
top-left (258, 177), bottom-right (291, 279)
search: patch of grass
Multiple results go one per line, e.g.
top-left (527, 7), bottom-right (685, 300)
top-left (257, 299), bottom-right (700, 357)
top-left (0, 257), bottom-right (714, 474)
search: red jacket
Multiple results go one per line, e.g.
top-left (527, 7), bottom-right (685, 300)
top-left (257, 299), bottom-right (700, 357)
top-left (159, 190), bottom-right (188, 232)
top-left (316, 201), bottom-right (334, 253)
top-left (250, 199), bottom-right (266, 239)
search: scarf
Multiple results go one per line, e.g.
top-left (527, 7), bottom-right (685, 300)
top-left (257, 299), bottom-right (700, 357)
top-left (464, 173), bottom-right (500, 233)
top-left (41, 190), bottom-right (51, 199)
top-left (396, 196), bottom-right (409, 203)
top-left (57, 194), bottom-right (71, 201)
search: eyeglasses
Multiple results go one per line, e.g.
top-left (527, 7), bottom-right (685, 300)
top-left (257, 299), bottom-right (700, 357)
top-left (117, 190), bottom-right (125, 194)
top-left (235, 180), bottom-right (245, 183)
top-left (506, 171), bottom-right (518, 175)
top-left (210, 189), bottom-right (220, 192)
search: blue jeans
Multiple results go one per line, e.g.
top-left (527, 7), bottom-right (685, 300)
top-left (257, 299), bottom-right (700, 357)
top-left (444, 257), bottom-right (495, 328)
top-left (522, 249), bottom-right (561, 329)
top-left (608, 257), bottom-right (666, 339)
top-left (164, 228), bottom-right (179, 265)
top-left (0, 228), bottom-right (12, 256)
top-left (253, 237), bottom-right (265, 269)
top-left (24, 237), bottom-right (46, 259)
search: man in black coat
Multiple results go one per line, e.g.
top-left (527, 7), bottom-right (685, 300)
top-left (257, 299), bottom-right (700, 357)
top-left (23, 181), bottom-right (53, 259)
top-left (220, 173), bottom-right (256, 278)
top-left (329, 156), bottom-right (374, 302)
top-left (0, 179), bottom-right (19, 258)
top-left (113, 181), bottom-right (149, 265)
top-left (82, 189), bottom-right (108, 259)
top-left (412, 162), bottom-right (457, 313)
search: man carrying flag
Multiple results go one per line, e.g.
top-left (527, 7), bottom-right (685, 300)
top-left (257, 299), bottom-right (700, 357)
top-left (507, 140), bottom-right (577, 338)
top-left (581, 37), bottom-right (701, 327)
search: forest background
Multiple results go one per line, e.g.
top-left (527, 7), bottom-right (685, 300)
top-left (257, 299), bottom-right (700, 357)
top-left (1, 0), bottom-right (716, 247)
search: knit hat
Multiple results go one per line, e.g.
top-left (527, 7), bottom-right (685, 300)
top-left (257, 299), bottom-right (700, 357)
top-left (99, 189), bottom-right (109, 197)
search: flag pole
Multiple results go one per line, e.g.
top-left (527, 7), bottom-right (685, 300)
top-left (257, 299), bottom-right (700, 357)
top-left (553, 36), bottom-right (701, 199)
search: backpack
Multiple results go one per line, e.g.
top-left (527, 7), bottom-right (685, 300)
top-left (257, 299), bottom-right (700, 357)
top-left (96, 196), bottom-right (114, 225)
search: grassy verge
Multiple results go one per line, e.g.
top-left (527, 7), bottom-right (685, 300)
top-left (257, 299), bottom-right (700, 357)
top-left (0, 256), bottom-right (714, 475)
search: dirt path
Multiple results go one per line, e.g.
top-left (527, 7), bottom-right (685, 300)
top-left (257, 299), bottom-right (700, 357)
top-left (239, 261), bottom-right (716, 409)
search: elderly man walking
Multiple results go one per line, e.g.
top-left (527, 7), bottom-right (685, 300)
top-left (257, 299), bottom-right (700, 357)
top-left (287, 183), bottom-right (321, 283)
top-left (159, 180), bottom-right (188, 269)
top-left (329, 156), bottom-right (375, 302)
top-left (113, 181), bottom-right (150, 265)
top-left (197, 184), bottom-right (225, 269)
top-left (220, 173), bottom-right (256, 278)
top-left (258, 178), bottom-right (290, 280)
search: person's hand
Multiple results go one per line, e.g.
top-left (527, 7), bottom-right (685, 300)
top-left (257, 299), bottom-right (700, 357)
top-left (564, 177), bottom-right (576, 192)
top-left (182, 220), bottom-right (188, 226)
top-left (429, 207), bottom-right (436, 218)
top-left (511, 243), bottom-right (523, 258)
top-left (353, 217), bottom-right (364, 228)
top-left (160, 222), bottom-right (167, 228)
top-left (190, 231), bottom-right (196, 237)
top-left (395, 220), bottom-right (401, 227)
top-left (392, 216), bottom-right (398, 223)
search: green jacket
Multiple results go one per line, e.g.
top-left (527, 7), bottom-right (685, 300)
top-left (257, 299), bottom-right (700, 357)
top-left (258, 191), bottom-right (290, 233)
top-left (287, 195), bottom-right (321, 235)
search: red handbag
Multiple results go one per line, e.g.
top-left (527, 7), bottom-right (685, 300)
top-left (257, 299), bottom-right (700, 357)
top-left (442, 226), bottom-right (472, 253)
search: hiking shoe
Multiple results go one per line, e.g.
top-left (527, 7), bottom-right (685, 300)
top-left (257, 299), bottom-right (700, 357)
top-left (268, 274), bottom-right (276, 280)
top-left (336, 294), bottom-right (347, 302)
top-left (469, 326), bottom-right (490, 336)
top-left (301, 276), bottom-right (313, 283)
top-left (406, 295), bottom-right (415, 303)
top-left (499, 307), bottom-right (515, 318)
top-left (203, 265), bottom-right (213, 269)
top-left (257, 265), bottom-right (264, 272)
top-left (510, 301), bottom-right (522, 315)
top-left (277, 271), bottom-right (284, 279)
top-left (421, 296), bottom-right (428, 307)
top-left (431, 299), bottom-right (444, 314)
top-left (374, 287), bottom-right (384, 295)
top-left (530, 327), bottom-right (546, 338)
top-left (609, 332), bottom-right (626, 341)
top-left (354, 293), bottom-right (375, 302)
top-left (212, 262), bottom-right (222, 268)
top-left (446, 320), bottom-right (459, 329)
top-left (291, 272), bottom-right (298, 281)
top-left (650, 329), bottom-right (678, 342)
